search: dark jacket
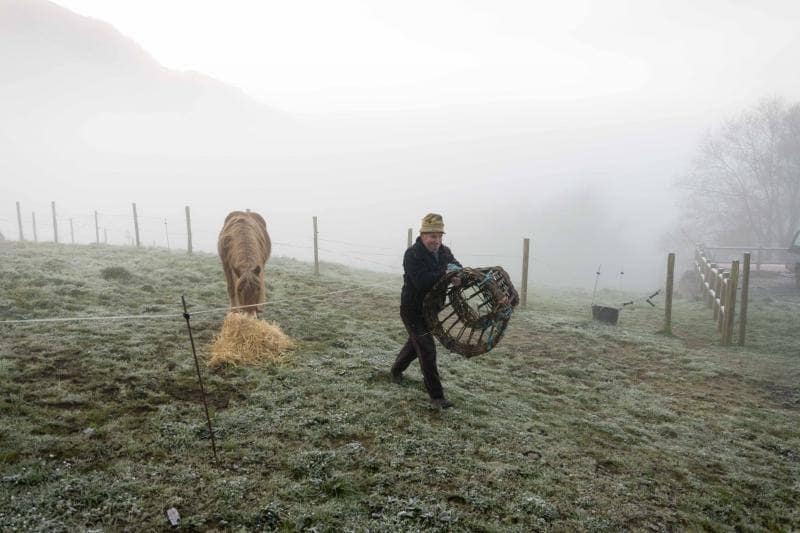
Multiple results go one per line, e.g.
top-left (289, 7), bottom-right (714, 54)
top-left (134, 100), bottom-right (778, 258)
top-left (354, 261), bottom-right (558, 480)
top-left (401, 237), bottom-right (461, 314)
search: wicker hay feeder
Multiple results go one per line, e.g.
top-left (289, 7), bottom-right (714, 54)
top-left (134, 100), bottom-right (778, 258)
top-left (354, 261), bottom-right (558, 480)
top-left (423, 266), bottom-right (520, 357)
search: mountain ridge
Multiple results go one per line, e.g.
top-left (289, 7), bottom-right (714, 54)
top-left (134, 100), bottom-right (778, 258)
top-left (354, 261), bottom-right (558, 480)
top-left (0, 0), bottom-right (290, 148)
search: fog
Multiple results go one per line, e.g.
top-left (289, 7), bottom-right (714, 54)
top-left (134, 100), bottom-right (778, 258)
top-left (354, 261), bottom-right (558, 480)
top-left (2, 0), bottom-right (799, 294)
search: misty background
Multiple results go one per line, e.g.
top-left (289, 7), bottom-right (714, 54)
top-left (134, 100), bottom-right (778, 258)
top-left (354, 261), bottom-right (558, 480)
top-left (2, 0), bottom-right (799, 294)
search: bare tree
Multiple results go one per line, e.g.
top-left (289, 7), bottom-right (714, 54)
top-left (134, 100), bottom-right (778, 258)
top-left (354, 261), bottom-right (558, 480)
top-left (679, 98), bottom-right (800, 247)
top-left (781, 103), bottom-right (800, 239)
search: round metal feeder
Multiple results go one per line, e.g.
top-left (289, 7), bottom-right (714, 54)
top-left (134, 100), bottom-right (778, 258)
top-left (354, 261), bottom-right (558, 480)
top-left (423, 266), bottom-right (520, 357)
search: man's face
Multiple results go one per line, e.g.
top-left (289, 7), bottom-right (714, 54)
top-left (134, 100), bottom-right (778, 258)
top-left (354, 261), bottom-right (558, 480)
top-left (420, 232), bottom-right (443, 253)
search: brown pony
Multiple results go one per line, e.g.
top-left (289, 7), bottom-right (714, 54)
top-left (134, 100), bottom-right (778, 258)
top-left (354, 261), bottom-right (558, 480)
top-left (218, 211), bottom-right (271, 316)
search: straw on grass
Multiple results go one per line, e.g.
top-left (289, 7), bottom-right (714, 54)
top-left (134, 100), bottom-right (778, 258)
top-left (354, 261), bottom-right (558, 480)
top-left (208, 312), bottom-right (295, 368)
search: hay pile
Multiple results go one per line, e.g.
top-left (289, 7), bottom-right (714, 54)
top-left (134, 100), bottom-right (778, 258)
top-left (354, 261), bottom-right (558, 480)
top-left (208, 313), bottom-right (295, 368)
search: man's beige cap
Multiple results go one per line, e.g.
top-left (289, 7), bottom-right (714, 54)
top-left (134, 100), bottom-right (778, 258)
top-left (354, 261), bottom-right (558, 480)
top-left (420, 213), bottom-right (445, 234)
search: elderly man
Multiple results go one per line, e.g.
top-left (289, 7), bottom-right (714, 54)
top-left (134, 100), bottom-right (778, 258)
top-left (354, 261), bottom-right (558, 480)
top-left (392, 213), bottom-right (462, 409)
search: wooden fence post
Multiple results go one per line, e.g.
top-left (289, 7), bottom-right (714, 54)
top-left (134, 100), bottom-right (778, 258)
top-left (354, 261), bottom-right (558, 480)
top-left (16, 201), bottom-right (23, 241)
top-left (313, 216), bottom-right (319, 276)
top-left (700, 253), bottom-right (709, 302)
top-left (717, 271), bottom-right (729, 330)
top-left (31, 212), bottom-right (37, 243)
top-left (723, 260), bottom-right (739, 345)
top-left (708, 268), bottom-right (722, 320)
top-left (696, 248), bottom-right (704, 295)
top-left (700, 255), bottom-right (708, 302)
top-left (664, 252), bottom-right (675, 335)
top-left (185, 206), bottom-right (193, 255)
top-left (132, 203), bottom-right (140, 247)
top-left (738, 253), bottom-right (750, 346)
top-left (51, 201), bottom-right (58, 244)
top-left (711, 267), bottom-right (718, 314)
top-left (94, 211), bottom-right (100, 244)
top-left (70, 218), bottom-right (74, 244)
top-left (164, 219), bottom-right (170, 250)
top-left (521, 237), bottom-right (530, 309)
top-left (407, 228), bottom-right (412, 249)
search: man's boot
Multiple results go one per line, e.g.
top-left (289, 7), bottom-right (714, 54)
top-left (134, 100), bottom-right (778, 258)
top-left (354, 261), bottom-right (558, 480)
top-left (430, 397), bottom-right (454, 409)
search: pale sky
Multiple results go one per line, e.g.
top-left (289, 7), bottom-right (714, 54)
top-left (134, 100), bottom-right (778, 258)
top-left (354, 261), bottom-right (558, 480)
top-left (50, 0), bottom-right (800, 114)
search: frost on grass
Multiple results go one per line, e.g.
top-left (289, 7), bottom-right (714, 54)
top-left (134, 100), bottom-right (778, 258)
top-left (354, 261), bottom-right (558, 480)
top-left (208, 313), bottom-right (295, 368)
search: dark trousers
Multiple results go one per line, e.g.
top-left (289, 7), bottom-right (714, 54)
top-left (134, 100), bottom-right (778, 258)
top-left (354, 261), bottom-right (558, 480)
top-left (392, 307), bottom-right (444, 399)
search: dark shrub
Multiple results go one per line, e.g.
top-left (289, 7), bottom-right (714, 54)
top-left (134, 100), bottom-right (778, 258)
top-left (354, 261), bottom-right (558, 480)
top-left (101, 266), bottom-right (133, 282)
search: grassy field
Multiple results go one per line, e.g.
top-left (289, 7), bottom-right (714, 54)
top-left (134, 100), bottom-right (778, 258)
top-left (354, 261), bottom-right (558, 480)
top-left (1, 241), bottom-right (798, 532)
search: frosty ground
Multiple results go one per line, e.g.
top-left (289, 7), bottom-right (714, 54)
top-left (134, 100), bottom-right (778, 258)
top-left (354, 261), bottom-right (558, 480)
top-left (1, 242), bottom-right (798, 531)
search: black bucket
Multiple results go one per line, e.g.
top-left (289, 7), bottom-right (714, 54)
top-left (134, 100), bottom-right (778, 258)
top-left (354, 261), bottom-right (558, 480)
top-left (591, 305), bottom-right (619, 325)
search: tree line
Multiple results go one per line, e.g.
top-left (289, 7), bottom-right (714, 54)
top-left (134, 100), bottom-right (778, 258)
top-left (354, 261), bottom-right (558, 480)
top-left (679, 98), bottom-right (800, 247)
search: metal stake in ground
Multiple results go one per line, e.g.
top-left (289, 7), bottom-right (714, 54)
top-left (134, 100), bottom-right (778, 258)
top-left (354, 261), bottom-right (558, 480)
top-left (181, 296), bottom-right (218, 462)
top-left (591, 264), bottom-right (601, 305)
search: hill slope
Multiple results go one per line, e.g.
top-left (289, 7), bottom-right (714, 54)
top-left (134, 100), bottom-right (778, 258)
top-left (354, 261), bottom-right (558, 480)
top-left (0, 0), bottom-right (291, 169)
top-left (0, 242), bottom-right (798, 530)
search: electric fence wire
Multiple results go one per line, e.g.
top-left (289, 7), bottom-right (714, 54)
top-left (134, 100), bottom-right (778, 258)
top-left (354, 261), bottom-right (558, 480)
top-left (0, 281), bottom-right (396, 325)
top-left (459, 253), bottom-right (520, 259)
top-left (95, 211), bottom-right (135, 218)
top-left (273, 241), bottom-right (315, 250)
top-left (318, 246), bottom-right (401, 258)
top-left (317, 249), bottom-right (400, 270)
top-left (318, 237), bottom-right (397, 251)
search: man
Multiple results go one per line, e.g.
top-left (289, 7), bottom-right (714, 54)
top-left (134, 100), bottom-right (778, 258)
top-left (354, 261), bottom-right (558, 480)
top-left (392, 213), bottom-right (462, 409)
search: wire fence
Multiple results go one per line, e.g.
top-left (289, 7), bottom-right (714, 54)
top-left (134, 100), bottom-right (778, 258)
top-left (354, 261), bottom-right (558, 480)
top-left (1, 200), bottom-right (534, 328)
top-left (0, 281), bottom-right (394, 326)
top-left (3, 201), bottom-right (797, 355)
top-left (1, 200), bottom-right (671, 303)
top-left (3, 201), bottom-right (538, 277)
top-left (5, 201), bottom-right (751, 351)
